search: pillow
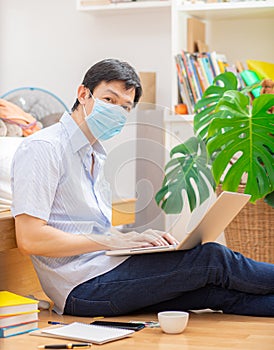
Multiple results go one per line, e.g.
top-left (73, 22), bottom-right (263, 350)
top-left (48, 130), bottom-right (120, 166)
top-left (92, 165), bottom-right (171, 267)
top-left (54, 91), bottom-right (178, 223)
top-left (0, 137), bottom-right (23, 212)
top-left (0, 99), bottom-right (41, 136)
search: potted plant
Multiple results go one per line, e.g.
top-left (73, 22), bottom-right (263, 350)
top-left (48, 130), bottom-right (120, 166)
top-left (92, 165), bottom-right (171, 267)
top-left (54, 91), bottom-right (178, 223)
top-left (156, 72), bottom-right (274, 262)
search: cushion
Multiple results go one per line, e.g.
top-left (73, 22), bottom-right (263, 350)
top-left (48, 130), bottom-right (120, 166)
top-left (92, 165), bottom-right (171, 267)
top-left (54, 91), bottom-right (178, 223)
top-left (0, 137), bottom-right (23, 212)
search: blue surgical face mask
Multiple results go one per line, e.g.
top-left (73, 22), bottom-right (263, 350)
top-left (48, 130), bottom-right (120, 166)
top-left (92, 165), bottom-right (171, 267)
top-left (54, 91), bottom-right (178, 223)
top-left (83, 94), bottom-right (128, 141)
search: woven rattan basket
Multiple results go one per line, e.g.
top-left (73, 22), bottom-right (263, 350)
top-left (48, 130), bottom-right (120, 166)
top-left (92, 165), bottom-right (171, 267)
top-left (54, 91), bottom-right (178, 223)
top-left (217, 186), bottom-right (274, 263)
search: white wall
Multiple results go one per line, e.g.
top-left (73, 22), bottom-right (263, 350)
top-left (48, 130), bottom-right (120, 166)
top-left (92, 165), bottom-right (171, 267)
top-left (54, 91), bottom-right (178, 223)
top-left (0, 0), bottom-right (171, 109)
top-left (0, 0), bottom-right (171, 204)
top-left (208, 18), bottom-right (274, 64)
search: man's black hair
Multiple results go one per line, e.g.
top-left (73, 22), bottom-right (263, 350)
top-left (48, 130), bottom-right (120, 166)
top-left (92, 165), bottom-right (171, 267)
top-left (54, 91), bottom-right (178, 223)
top-left (71, 58), bottom-right (142, 111)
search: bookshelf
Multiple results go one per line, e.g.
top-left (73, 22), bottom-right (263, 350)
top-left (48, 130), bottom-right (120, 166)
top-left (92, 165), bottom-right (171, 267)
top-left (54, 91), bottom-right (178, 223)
top-left (171, 0), bottom-right (274, 111)
top-left (76, 0), bottom-right (171, 13)
top-left (168, 0), bottom-right (274, 235)
top-left (178, 1), bottom-right (274, 20)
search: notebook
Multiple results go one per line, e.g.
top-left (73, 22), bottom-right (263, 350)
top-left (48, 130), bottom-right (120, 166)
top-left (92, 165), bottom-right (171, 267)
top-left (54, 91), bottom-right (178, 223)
top-left (39, 322), bottom-right (134, 344)
top-left (106, 191), bottom-right (251, 256)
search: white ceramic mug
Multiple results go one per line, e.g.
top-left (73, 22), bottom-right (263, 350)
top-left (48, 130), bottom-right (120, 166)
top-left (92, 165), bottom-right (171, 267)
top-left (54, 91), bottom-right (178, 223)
top-left (158, 311), bottom-right (189, 334)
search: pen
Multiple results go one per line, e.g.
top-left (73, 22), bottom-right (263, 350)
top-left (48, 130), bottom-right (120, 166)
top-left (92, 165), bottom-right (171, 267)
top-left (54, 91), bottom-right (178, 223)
top-left (37, 344), bottom-right (92, 349)
top-left (47, 321), bottom-right (68, 325)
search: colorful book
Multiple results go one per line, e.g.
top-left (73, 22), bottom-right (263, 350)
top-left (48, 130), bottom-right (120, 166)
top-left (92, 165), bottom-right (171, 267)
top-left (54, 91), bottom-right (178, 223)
top-left (240, 69), bottom-right (261, 97)
top-left (216, 53), bottom-right (228, 73)
top-left (225, 65), bottom-right (245, 89)
top-left (0, 321), bottom-right (38, 338)
top-left (188, 53), bottom-right (203, 100)
top-left (175, 55), bottom-right (193, 113)
top-left (206, 52), bottom-right (217, 78)
top-left (181, 51), bottom-right (198, 104)
top-left (174, 50), bottom-right (249, 110)
top-left (0, 310), bottom-right (39, 328)
top-left (200, 56), bottom-right (214, 85)
top-left (0, 291), bottom-right (39, 316)
top-left (176, 54), bottom-right (195, 112)
top-left (193, 58), bottom-right (207, 93)
top-left (197, 56), bottom-right (210, 89)
top-left (209, 51), bottom-right (221, 77)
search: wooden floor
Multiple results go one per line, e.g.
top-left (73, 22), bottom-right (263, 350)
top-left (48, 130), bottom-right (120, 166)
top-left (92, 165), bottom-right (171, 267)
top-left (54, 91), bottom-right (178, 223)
top-left (1, 309), bottom-right (274, 349)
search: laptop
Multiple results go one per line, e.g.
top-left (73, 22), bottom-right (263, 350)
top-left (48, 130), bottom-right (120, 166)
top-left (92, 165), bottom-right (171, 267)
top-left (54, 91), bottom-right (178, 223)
top-left (106, 191), bottom-right (251, 256)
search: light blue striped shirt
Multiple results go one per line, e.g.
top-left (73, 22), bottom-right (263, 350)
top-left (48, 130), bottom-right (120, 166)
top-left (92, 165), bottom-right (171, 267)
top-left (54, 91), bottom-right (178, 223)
top-left (11, 112), bottom-right (128, 314)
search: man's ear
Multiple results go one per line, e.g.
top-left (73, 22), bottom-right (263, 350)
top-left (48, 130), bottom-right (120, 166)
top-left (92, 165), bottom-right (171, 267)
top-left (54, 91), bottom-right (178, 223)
top-left (77, 85), bottom-right (89, 105)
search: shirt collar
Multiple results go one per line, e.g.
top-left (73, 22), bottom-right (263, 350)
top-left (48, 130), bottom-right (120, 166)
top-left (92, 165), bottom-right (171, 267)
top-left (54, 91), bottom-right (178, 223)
top-left (60, 111), bottom-right (107, 158)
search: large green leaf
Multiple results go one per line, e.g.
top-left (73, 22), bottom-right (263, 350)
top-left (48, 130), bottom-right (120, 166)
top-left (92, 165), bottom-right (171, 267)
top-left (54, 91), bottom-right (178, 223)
top-left (155, 137), bottom-right (215, 213)
top-left (156, 72), bottom-right (273, 215)
top-left (265, 190), bottom-right (274, 208)
top-left (194, 72), bottom-right (238, 140)
top-left (207, 92), bottom-right (274, 202)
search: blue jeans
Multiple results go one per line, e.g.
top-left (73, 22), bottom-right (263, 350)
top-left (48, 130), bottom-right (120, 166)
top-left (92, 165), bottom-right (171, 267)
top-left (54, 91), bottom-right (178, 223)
top-left (64, 243), bottom-right (274, 317)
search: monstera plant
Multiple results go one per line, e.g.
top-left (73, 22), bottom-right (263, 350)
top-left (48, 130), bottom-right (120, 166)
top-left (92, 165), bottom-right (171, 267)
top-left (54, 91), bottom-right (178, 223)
top-left (156, 72), bottom-right (274, 214)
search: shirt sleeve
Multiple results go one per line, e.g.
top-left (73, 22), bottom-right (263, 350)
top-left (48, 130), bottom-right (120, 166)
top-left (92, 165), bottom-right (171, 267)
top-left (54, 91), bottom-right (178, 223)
top-left (11, 139), bottom-right (60, 221)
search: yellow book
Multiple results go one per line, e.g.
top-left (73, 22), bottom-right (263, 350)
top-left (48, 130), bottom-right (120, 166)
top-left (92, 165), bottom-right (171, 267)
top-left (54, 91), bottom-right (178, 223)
top-left (218, 60), bottom-right (226, 74)
top-left (0, 291), bottom-right (39, 316)
top-left (247, 59), bottom-right (274, 80)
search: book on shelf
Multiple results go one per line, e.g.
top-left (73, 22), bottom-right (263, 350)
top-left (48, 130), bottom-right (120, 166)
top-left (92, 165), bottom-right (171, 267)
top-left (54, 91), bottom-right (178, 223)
top-left (215, 53), bottom-right (228, 73)
top-left (196, 55), bottom-right (210, 90)
top-left (0, 310), bottom-right (39, 328)
top-left (193, 59), bottom-right (207, 93)
top-left (0, 291), bottom-right (39, 316)
top-left (175, 55), bottom-right (193, 113)
top-left (202, 54), bottom-right (215, 85)
top-left (174, 50), bottom-right (243, 112)
top-left (181, 51), bottom-right (199, 104)
top-left (188, 53), bottom-right (203, 100)
top-left (209, 51), bottom-right (221, 77)
top-left (240, 69), bottom-right (261, 97)
top-left (226, 65), bottom-right (246, 89)
top-left (196, 55), bottom-right (210, 89)
top-left (0, 321), bottom-right (38, 338)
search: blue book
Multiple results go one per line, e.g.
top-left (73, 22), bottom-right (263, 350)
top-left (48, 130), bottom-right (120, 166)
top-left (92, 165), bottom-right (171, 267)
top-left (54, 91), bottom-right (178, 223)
top-left (181, 51), bottom-right (197, 105)
top-left (189, 54), bottom-right (203, 100)
top-left (201, 56), bottom-right (215, 85)
top-left (0, 321), bottom-right (38, 338)
top-left (206, 52), bottom-right (217, 77)
top-left (177, 54), bottom-right (195, 110)
top-left (175, 55), bottom-right (194, 113)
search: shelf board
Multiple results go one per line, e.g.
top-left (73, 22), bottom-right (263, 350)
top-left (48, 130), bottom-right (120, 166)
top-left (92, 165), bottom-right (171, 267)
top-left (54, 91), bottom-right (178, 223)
top-left (77, 0), bottom-right (171, 12)
top-left (178, 1), bottom-right (274, 20)
top-left (164, 114), bottom-right (194, 122)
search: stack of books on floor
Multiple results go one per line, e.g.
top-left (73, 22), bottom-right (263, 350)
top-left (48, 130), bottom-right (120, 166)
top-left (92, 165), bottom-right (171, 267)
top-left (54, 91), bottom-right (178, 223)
top-left (0, 291), bottom-right (39, 338)
top-left (175, 51), bottom-right (246, 114)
